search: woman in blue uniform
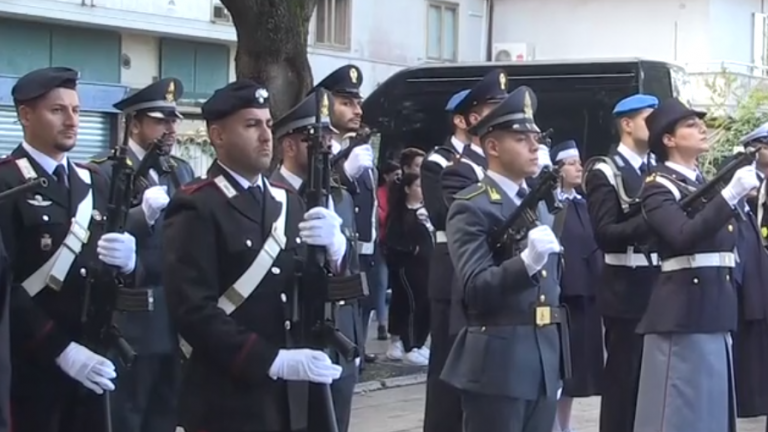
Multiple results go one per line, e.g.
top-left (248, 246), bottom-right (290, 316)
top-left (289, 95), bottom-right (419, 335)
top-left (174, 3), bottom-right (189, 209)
top-left (549, 140), bottom-right (603, 432)
top-left (634, 98), bottom-right (759, 432)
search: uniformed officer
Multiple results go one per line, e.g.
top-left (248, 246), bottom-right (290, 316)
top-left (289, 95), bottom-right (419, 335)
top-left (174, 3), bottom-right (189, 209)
top-left (89, 77), bottom-right (196, 432)
top-left (1, 67), bottom-right (138, 432)
top-left (163, 79), bottom-right (349, 432)
top-left (634, 98), bottom-right (754, 432)
top-left (582, 94), bottom-right (660, 432)
top-left (549, 140), bottom-right (603, 432)
top-left (717, 129), bottom-right (768, 420)
top-left (270, 89), bottom-right (364, 432)
top-left (311, 65), bottom-right (378, 364)
top-left (0, 243), bottom-right (8, 432)
top-left (420, 89), bottom-right (471, 432)
top-left (441, 85), bottom-right (564, 432)
top-left (738, 123), bottom-right (768, 217)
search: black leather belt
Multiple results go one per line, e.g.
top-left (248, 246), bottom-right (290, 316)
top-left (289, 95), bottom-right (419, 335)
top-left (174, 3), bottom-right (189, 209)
top-left (466, 305), bottom-right (565, 327)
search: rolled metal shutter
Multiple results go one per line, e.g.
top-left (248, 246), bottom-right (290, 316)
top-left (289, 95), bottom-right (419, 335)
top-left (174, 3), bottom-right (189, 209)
top-left (0, 107), bottom-right (111, 161)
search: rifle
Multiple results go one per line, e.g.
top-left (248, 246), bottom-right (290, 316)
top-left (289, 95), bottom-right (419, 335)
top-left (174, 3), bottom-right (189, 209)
top-left (538, 128), bottom-right (554, 147)
top-left (297, 89), bottom-right (364, 432)
top-left (489, 166), bottom-right (563, 257)
top-left (132, 132), bottom-right (181, 204)
top-left (679, 147), bottom-right (759, 211)
top-left (0, 178), bottom-right (47, 203)
top-left (329, 124), bottom-right (374, 168)
top-left (80, 113), bottom-right (153, 432)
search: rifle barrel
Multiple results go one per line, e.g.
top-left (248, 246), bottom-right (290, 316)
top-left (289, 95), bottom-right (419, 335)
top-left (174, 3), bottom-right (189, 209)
top-left (0, 177), bottom-right (47, 203)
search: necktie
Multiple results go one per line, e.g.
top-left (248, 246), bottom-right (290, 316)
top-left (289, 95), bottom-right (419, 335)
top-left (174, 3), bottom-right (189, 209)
top-left (53, 164), bottom-right (67, 188)
top-left (638, 162), bottom-right (648, 175)
top-left (516, 188), bottom-right (528, 200)
top-left (695, 173), bottom-right (705, 185)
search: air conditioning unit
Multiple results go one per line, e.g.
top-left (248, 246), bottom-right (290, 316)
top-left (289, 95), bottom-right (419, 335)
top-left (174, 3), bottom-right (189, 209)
top-left (212, 2), bottom-right (232, 24)
top-left (492, 43), bottom-right (535, 62)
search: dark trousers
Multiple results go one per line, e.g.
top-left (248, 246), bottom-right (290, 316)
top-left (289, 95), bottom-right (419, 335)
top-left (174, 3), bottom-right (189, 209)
top-left (423, 299), bottom-right (462, 432)
top-left (111, 353), bottom-right (180, 432)
top-left (12, 365), bottom-right (106, 432)
top-left (600, 316), bottom-right (644, 432)
top-left (308, 373), bottom-right (356, 432)
top-left (388, 264), bottom-right (430, 351)
top-left (461, 391), bottom-right (556, 432)
top-left (359, 253), bottom-right (378, 357)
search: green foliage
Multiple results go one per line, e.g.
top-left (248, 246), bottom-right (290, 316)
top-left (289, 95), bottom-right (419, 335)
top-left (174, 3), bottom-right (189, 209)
top-left (700, 67), bottom-right (768, 176)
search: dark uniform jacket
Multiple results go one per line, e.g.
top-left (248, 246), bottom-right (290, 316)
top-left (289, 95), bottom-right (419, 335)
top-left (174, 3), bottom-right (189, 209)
top-left (269, 168), bottom-right (364, 377)
top-left (421, 138), bottom-right (461, 301)
top-left (335, 143), bottom-right (377, 254)
top-left (0, 245), bottom-right (9, 432)
top-left (638, 164), bottom-right (738, 334)
top-left (164, 161), bottom-right (353, 432)
top-left (90, 146), bottom-right (195, 354)
top-left (441, 174), bottom-right (561, 400)
top-left (559, 195), bottom-right (602, 297)
top-left (0, 145), bottom-right (118, 364)
top-left (584, 148), bottom-right (658, 318)
top-left (733, 204), bottom-right (768, 321)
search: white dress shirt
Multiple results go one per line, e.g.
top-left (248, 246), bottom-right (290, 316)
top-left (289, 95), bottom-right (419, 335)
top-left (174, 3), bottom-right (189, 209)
top-left (22, 141), bottom-right (68, 176)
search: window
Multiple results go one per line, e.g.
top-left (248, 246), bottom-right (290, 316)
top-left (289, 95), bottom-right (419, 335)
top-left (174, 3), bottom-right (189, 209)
top-left (315, 0), bottom-right (351, 49)
top-left (427, 2), bottom-right (458, 62)
top-left (160, 39), bottom-right (230, 98)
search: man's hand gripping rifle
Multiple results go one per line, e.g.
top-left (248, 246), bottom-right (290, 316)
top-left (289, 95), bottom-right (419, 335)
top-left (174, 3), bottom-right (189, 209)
top-left (131, 132), bottom-right (182, 204)
top-left (489, 166), bottom-right (563, 258)
top-left (81, 113), bottom-right (153, 370)
top-left (297, 90), bottom-right (367, 432)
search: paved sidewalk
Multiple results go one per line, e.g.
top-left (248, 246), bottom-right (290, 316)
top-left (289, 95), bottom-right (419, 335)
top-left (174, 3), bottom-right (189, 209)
top-left (350, 383), bottom-right (768, 432)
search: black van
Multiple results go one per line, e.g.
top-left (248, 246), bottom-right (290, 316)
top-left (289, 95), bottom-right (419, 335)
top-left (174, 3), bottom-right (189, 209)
top-left (363, 58), bottom-right (689, 161)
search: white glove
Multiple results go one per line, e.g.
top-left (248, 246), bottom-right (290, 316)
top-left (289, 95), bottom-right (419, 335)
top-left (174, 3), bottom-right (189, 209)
top-left (268, 348), bottom-right (343, 384)
top-left (299, 207), bottom-right (347, 263)
top-left (97, 232), bottom-right (137, 273)
top-left (520, 225), bottom-right (561, 275)
top-left (141, 185), bottom-right (170, 226)
top-left (721, 165), bottom-right (760, 206)
top-left (536, 145), bottom-right (552, 174)
top-left (343, 144), bottom-right (374, 179)
top-left (355, 357), bottom-right (361, 367)
top-left (557, 385), bottom-right (563, 400)
top-left (55, 342), bottom-right (117, 394)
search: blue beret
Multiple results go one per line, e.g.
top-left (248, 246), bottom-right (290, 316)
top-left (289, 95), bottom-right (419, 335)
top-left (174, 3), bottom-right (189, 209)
top-left (739, 121), bottom-right (768, 146)
top-left (445, 90), bottom-right (470, 112)
top-left (612, 94), bottom-right (659, 117)
top-left (202, 79), bottom-right (270, 122)
top-left (550, 140), bottom-right (580, 164)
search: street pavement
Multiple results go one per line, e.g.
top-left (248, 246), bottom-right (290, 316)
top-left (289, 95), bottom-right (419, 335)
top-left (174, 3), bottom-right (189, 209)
top-left (350, 383), bottom-right (768, 432)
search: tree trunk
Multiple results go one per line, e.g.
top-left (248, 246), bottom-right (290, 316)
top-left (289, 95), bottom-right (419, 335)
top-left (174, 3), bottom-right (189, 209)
top-left (220, 0), bottom-right (317, 118)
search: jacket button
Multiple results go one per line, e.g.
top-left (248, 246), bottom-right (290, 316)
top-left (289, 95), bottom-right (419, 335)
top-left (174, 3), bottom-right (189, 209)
top-left (245, 239), bottom-right (252, 247)
top-left (354, 207), bottom-right (359, 213)
top-left (284, 320), bottom-right (291, 330)
top-left (42, 215), bottom-right (49, 222)
top-left (539, 294), bottom-right (546, 302)
top-left (271, 267), bottom-right (281, 275)
top-left (692, 277), bottom-right (699, 284)
top-left (541, 270), bottom-right (547, 278)
top-left (726, 274), bottom-right (730, 281)
top-left (80, 268), bottom-right (87, 277)
top-left (480, 326), bottom-right (486, 332)
top-left (296, 237), bottom-right (302, 244)
top-left (280, 293), bottom-right (287, 303)
top-left (338, 300), bottom-right (346, 306)
top-left (727, 224), bottom-right (734, 232)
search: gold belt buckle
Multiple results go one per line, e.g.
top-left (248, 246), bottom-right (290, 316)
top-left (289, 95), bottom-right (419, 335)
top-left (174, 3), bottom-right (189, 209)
top-left (535, 306), bottom-right (552, 327)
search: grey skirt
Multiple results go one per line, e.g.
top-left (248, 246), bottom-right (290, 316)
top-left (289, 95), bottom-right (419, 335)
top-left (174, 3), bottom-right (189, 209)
top-left (634, 332), bottom-right (736, 432)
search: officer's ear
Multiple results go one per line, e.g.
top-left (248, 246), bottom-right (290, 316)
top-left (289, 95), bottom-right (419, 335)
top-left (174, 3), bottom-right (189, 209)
top-left (207, 122), bottom-right (224, 148)
top-left (452, 114), bottom-right (467, 130)
top-left (481, 133), bottom-right (499, 158)
top-left (662, 132), bottom-right (676, 150)
top-left (16, 104), bottom-right (34, 128)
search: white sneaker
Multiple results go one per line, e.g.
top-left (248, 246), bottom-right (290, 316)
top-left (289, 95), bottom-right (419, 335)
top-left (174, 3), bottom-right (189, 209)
top-left (403, 349), bottom-right (429, 366)
top-left (386, 340), bottom-right (404, 360)
top-left (417, 346), bottom-right (430, 360)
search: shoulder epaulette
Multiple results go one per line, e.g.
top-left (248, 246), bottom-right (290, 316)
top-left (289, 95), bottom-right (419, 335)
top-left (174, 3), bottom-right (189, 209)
top-left (269, 180), bottom-right (294, 192)
top-left (454, 182), bottom-right (486, 200)
top-left (74, 161), bottom-right (100, 173)
top-left (89, 157), bottom-right (109, 164)
top-left (644, 173), bottom-right (657, 183)
top-left (181, 178), bottom-right (214, 194)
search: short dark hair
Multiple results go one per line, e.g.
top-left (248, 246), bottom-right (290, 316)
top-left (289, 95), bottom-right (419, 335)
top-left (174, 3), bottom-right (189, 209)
top-left (399, 147), bottom-right (425, 169)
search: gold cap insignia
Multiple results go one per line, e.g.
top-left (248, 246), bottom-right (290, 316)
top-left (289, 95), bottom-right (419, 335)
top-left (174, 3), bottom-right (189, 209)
top-left (523, 91), bottom-right (533, 118)
top-left (762, 226), bottom-right (768, 239)
top-left (499, 73), bottom-right (507, 90)
top-left (320, 92), bottom-right (330, 118)
top-left (165, 80), bottom-right (176, 103)
top-left (350, 67), bottom-right (358, 84)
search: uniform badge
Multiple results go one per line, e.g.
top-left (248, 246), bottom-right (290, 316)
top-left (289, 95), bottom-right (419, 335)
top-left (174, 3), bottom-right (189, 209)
top-left (523, 91), bottom-right (533, 119)
top-left (166, 80), bottom-right (176, 103)
top-left (40, 234), bottom-right (52, 251)
top-left (92, 209), bottom-right (103, 221)
top-left (762, 226), bottom-right (767, 238)
top-left (488, 186), bottom-right (502, 202)
top-left (26, 194), bottom-right (52, 207)
top-left (255, 88), bottom-right (269, 104)
top-left (499, 72), bottom-right (507, 90)
top-left (349, 67), bottom-right (358, 84)
top-left (320, 92), bottom-right (330, 118)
